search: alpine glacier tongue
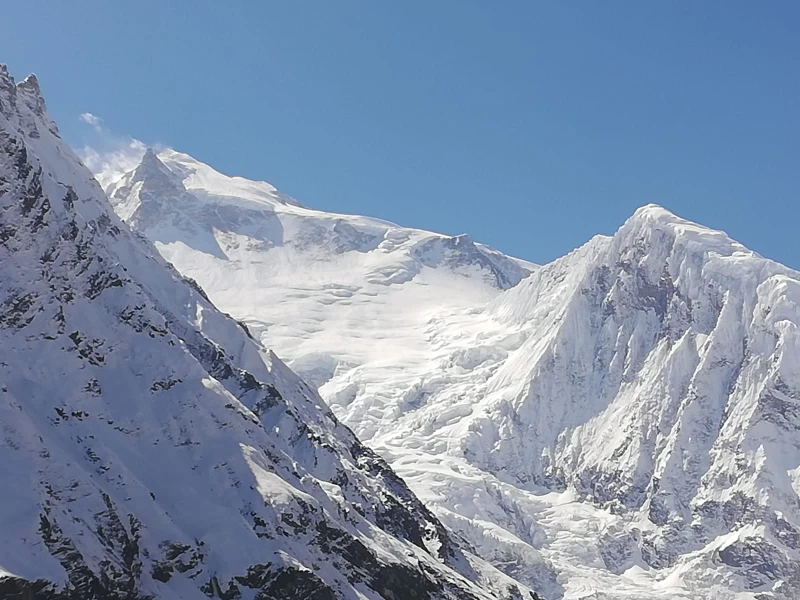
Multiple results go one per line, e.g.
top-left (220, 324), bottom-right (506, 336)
top-left (109, 139), bottom-right (800, 599)
top-left (0, 66), bottom-right (531, 600)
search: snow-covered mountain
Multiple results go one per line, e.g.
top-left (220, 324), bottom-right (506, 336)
top-left (106, 147), bottom-right (533, 415)
top-left (0, 66), bottom-right (537, 600)
top-left (107, 139), bottom-right (800, 598)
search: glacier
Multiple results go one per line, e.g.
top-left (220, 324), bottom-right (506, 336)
top-left (104, 131), bottom-right (800, 598)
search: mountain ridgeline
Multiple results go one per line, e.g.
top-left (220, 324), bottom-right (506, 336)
top-left (2, 61), bottom-right (800, 600)
top-left (107, 133), bottom-right (800, 597)
top-left (0, 67), bottom-right (534, 600)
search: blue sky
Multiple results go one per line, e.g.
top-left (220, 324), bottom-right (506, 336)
top-left (3, 2), bottom-right (799, 267)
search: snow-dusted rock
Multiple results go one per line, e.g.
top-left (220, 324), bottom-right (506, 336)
top-left (0, 65), bottom-right (534, 600)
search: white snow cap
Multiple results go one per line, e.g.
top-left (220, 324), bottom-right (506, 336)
top-left (110, 141), bottom-right (800, 599)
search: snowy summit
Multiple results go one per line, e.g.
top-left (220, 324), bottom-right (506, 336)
top-left (0, 66), bottom-right (532, 600)
top-left (1, 63), bottom-right (799, 600)
top-left (106, 145), bottom-right (800, 600)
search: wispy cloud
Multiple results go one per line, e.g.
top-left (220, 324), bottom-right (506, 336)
top-left (79, 112), bottom-right (103, 132)
top-left (76, 112), bottom-right (158, 190)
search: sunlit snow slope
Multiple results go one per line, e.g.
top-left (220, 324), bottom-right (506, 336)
top-left (107, 148), bottom-right (533, 439)
top-left (109, 147), bottom-right (800, 598)
top-left (0, 66), bottom-right (533, 600)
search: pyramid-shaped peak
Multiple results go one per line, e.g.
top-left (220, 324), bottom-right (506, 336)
top-left (107, 147), bottom-right (188, 204)
top-left (135, 147), bottom-right (180, 183)
top-left (140, 147), bottom-right (164, 167)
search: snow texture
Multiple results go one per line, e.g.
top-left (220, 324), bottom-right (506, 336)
top-left (0, 65), bottom-right (534, 600)
top-left (109, 136), bottom-right (800, 598)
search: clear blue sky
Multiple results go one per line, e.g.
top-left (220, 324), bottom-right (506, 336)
top-left (3, 2), bottom-right (799, 267)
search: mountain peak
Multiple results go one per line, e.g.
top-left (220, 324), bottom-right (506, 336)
top-left (141, 146), bottom-right (159, 161)
top-left (16, 73), bottom-right (50, 120)
top-left (0, 67), bottom-right (43, 100)
top-left (133, 147), bottom-right (184, 190)
top-left (139, 146), bottom-right (168, 171)
top-left (630, 202), bottom-right (678, 222)
top-left (623, 203), bottom-right (703, 233)
top-left (105, 148), bottom-right (188, 221)
top-left (1, 67), bottom-right (509, 600)
top-left (0, 66), bottom-right (59, 140)
top-left (616, 202), bottom-right (754, 262)
top-left (17, 73), bottom-right (41, 96)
